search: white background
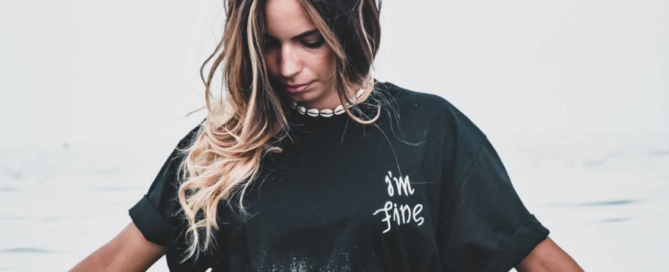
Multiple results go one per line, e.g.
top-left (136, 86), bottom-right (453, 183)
top-left (0, 0), bottom-right (667, 271)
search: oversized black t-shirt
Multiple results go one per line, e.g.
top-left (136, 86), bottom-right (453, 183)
top-left (129, 81), bottom-right (550, 272)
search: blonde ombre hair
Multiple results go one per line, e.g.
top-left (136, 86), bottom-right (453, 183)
top-left (174, 0), bottom-right (384, 262)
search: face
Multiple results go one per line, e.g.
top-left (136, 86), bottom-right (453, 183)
top-left (263, 0), bottom-right (338, 110)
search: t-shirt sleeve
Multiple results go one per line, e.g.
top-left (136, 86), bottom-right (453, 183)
top-left (435, 99), bottom-right (550, 272)
top-left (129, 121), bottom-right (203, 247)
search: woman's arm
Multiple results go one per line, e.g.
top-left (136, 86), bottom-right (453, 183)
top-left (69, 222), bottom-right (166, 272)
top-left (516, 236), bottom-right (585, 272)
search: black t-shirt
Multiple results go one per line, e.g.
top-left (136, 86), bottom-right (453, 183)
top-left (129, 81), bottom-right (550, 272)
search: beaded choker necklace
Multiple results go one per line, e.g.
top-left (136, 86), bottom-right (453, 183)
top-left (290, 87), bottom-right (366, 118)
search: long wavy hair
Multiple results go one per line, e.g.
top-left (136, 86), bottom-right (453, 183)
top-left (174, 0), bottom-right (383, 262)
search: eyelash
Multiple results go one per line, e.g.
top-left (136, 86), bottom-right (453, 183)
top-left (264, 37), bottom-right (325, 49)
top-left (302, 38), bottom-right (325, 49)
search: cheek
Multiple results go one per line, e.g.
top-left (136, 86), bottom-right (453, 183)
top-left (308, 49), bottom-right (336, 78)
top-left (263, 51), bottom-right (279, 76)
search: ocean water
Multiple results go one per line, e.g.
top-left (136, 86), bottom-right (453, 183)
top-left (1, 0), bottom-right (667, 271)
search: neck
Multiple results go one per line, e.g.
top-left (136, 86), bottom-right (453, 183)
top-left (308, 91), bottom-right (343, 111)
top-left (301, 83), bottom-right (366, 110)
top-left (289, 81), bottom-right (371, 118)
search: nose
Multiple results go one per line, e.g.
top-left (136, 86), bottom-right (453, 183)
top-left (279, 46), bottom-right (302, 79)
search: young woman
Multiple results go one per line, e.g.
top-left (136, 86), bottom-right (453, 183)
top-left (71, 0), bottom-right (585, 271)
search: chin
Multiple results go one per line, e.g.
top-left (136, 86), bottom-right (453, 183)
top-left (291, 86), bottom-right (320, 100)
top-left (290, 92), bottom-right (314, 102)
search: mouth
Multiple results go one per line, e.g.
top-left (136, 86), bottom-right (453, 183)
top-left (284, 81), bottom-right (313, 94)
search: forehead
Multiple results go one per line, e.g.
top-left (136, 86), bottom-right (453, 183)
top-left (264, 0), bottom-right (316, 37)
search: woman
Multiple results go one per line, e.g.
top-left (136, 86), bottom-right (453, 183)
top-left (71, 0), bottom-right (584, 271)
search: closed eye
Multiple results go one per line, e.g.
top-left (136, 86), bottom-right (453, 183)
top-left (302, 37), bottom-right (325, 49)
top-left (264, 29), bottom-right (324, 49)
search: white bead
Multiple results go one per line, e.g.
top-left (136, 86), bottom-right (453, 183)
top-left (292, 96), bottom-right (371, 117)
top-left (334, 105), bottom-right (345, 115)
top-left (307, 108), bottom-right (319, 117)
top-left (320, 109), bottom-right (333, 117)
top-left (355, 88), bottom-right (365, 98)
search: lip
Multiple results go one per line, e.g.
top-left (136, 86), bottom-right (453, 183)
top-left (284, 81), bottom-right (313, 94)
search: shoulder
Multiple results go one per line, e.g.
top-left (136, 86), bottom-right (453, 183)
top-left (374, 81), bottom-right (488, 144)
top-left (375, 80), bottom-right (466, 121)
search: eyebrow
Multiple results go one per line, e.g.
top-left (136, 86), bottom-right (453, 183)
top-left (266, 28), bottom-right (320, 41)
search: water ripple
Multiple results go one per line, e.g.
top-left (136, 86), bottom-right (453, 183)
top-left (2, 169), bottom-right (24, 180)
top-left (0, 187), bottom-right (17, 192)
top-left (579, 199), bottom-right (639, 207)
top-left (597, 217), bottom-right (633, 223)
top-left (545, 199), bottom-right (641, 207)
top-left (0, 248), bottom-right (57, 254)
top-left (41, 216), bottom-right (82, 222)
top-left (649, 149), bottom-right (669, 157)
top-left (0, 216), bottom-right (26, 221)
top-left (88, 186), bottom-right (144, 192)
